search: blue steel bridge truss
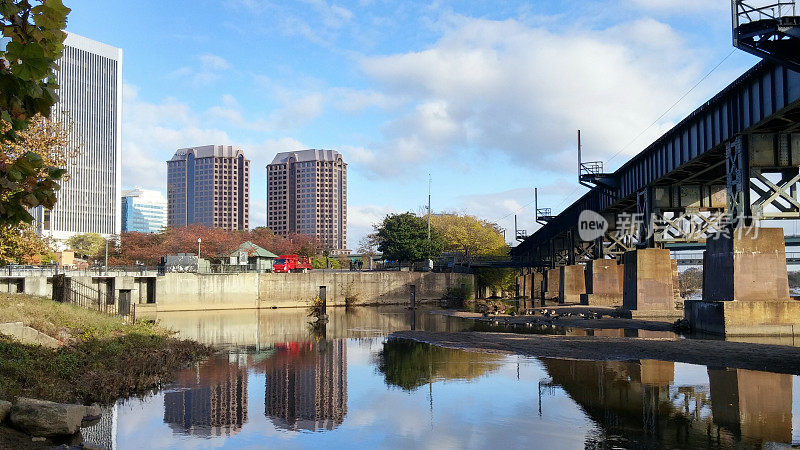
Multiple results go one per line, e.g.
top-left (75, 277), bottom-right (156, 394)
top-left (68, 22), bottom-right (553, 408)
top-left (512, 60), bottom-right (800, 267)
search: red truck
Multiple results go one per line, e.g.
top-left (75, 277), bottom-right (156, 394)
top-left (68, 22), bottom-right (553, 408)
top-left (273, 255), bottom-right (313, 273)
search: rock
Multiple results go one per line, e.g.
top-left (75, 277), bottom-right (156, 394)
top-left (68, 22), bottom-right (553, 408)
top-left (80, 403), bottom-right (102, 428)
top-left (10, 398), bottom-right (88, 437)
top-left (0, 400), bottom-right (11, 423)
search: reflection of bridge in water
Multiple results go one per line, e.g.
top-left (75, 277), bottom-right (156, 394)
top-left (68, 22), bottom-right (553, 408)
top-left (540, 359), bottom-right (793, 447)
top-left (163, 355), bottom-right (249, 437)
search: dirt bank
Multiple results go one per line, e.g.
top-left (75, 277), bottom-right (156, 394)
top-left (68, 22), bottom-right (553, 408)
top-left (391, 330), bottom-right (800, 375)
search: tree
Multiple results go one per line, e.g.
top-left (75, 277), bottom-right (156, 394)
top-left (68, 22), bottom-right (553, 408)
top-left (0, 0), bottom-right (72, 226)
top-left (374, 212), bottom-right (445, 263)
top-left (0, 222), bottom-right (53, 264)
top-left (678, 267), bottom-right (703, 299)
top-left (65, 232), bottom-right (105, 259)
top-left (475, 268), bottom-right (516, 297)
top-left (430, 213), bottom-right (508, 258)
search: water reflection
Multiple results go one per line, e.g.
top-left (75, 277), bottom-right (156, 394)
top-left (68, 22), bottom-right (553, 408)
top-left (81, 308), bottom-right (800, 449)
top-left (541, 358), bottom-right (794, 448)
top-left (377, 339), bottom-right (503, 390)
top-left (152, 306), bottom-right (470, 349)
top-left (163, 355), bottom-right (248, 437)
top-left (263, 340), bottom-right (347, 431)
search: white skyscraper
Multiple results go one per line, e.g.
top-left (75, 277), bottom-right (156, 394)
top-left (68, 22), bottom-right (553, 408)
top-left (32, 32), bottom-right (122, 242)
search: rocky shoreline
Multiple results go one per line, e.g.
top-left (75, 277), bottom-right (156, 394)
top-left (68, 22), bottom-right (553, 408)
top-left (0, 397), bottom-right (104, 448)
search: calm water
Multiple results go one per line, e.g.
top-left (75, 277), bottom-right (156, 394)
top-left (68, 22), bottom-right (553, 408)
top-left (81, 307), bottom-right (800, 449)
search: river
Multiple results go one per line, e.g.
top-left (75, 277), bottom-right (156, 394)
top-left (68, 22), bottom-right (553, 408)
top-left (79, 306), bottom-right (800, 449)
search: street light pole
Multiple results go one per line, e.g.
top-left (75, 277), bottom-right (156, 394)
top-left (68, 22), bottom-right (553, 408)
top-left (104, 237), bottom-right (109, 275)
top-left (197, 238), bottom-right (202, 261)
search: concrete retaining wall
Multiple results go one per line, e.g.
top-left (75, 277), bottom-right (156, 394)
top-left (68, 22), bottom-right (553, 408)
top-left (151, 271), bottom-right (474, 312)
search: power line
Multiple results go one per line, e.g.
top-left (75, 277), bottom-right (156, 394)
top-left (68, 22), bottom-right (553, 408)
top-left (606, 49), bottom-right (736, 164)
top-left (493, 50), bottom-right (736, 228)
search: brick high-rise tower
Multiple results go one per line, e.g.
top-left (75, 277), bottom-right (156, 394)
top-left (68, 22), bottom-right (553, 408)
top-left (267, 149), bottom-right (347, 252)
top-left (167, 145), bottom-right (250, 230)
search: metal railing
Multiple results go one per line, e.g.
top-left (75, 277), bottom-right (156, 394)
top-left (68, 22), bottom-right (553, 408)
top-left (52, 274), bottom-right (133, 322)
top-left (2, 265), bottom-right (160, 277)
top-left (736, 1), bottom-right (796, 22)
top-left (580, 161), bottom-right (604, 177)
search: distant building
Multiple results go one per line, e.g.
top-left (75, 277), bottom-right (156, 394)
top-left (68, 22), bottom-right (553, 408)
top-left (167, 145), bottom-right (250, 231)
top-left (267, 149), bottom-right (347, 252)
top-left (121, 188), bottom-right (167, 233)
top-left (32, 32), bottom-right (123, 241)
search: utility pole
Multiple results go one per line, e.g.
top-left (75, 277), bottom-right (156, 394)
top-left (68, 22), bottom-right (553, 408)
top-left (427, 174), bottom-right (432, 240)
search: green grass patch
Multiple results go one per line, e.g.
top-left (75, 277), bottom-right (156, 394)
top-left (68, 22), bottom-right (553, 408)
top-left (0, 294), bottom-right (213, 404)
top-left (0, 293), bottom-right (164, 342)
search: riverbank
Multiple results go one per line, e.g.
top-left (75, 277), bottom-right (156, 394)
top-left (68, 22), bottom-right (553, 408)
top-left (0, 293), bottom-right (212, 404)
top-left (390, 330), bottom-right (800, 375)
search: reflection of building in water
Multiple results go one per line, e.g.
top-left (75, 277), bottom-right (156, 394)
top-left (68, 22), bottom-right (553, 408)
top-left (163, 356), bottom-right (248, 437)
top-left (81, 404), bottom-right (117, 449)
top-left (708, 368), bottom-right (792, 445)
top-left (264, 340), bottom-right (347, 431)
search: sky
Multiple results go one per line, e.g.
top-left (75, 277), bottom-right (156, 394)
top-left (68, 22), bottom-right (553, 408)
top-left (62, 0), bottom-right (761, 249)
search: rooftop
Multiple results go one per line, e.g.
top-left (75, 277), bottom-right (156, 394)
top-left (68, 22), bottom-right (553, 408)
top-left (170, 145), bottom-right (247, 161)
top-left (269, 149), bottom-right (344, 165)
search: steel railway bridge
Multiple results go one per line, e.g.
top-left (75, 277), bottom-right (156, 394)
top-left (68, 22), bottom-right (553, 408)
top-left (510, 1), bottom-right (800, 269)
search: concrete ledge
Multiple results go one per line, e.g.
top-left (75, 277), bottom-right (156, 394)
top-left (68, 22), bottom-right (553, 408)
top-left (685, 299), bottom-right (800, 336)
top-left (616, 309), bottom-right (682, 320)
top-left (580, 293), bottom-right (622, 307)
top-left (0, 322), bottom-right (59, 348)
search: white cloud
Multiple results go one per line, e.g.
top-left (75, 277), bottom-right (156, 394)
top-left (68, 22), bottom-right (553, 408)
top-left (355, 16), bottom-right (728, 177)
top-left (168, 53), bottom-right (232, 86)
top-left (122, 84), bottom-right (308, 231)
top-left (122, 83), bottom-right (232, 192)
top-left (629, 0), bottom-right (727, 13)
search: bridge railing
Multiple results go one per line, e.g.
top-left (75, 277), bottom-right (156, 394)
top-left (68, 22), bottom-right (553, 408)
top-left (736, 1), bottom-right (796, 22)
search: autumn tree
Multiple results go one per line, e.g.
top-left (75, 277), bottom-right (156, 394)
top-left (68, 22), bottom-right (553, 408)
top-left (0, 222), bottom-right (53, 264)
top-left (430, 213), bottom-right (509, 258)
top-left (374, 212), bottom-right (445, 263)
top-left (678, 267), bottom-right (703, 299)
top-left (0, 0), bottom-right (72, 226)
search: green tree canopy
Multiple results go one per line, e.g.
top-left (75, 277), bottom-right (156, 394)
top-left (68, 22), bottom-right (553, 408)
top-left (374, 212), bottom-right (445, 263)
top-left (430, 213), bottom-right (509, 258)
top-left (0, 0), bottom-right (72, 226)
top-left (65, 232), bottom-right (105, 259)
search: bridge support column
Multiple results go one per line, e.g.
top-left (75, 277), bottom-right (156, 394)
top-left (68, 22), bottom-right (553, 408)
top-left (543, 268), bottom-right (560, 305)
top-left (581, 259), bottom-right (624, 306)
top-left (558, 264), bottom-right (585, 304)
top-left (708, 368), bottom-right (792, 443)
top-left (622, 248), bottom-right (681, 317)
top-left (685, 227), bottom-right (800, 335)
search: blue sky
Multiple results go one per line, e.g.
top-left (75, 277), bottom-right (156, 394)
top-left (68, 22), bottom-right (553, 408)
top-left (63, 0), bottom-right (760, 248)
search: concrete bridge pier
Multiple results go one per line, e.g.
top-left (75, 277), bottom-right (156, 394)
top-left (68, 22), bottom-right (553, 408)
top-left (543, 267), bottom-right (561, 305)
top-left (685, 227), bottom-right (800, 335)
top-left (622, 248), bottom-right (681, 318)
top-left (559, 264), bottom-right (586, 304)
top-left (581, 259), bottom-right (624, 306)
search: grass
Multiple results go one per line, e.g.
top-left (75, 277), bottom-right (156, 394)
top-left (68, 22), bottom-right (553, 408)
top-left (0, 293), bottom-right (163, 342)
top-left (0, 293), bottom-right (213, 404)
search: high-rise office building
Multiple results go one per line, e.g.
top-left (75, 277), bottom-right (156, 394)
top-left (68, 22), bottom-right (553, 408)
top-left (267, 149), bottom-right (347, 252)
top-left (32, 33), bottom-right (122, 241)
top-left (121, 188), bottom-right (167, 233)
top-left (167, 145), bottom-right (250, 231)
